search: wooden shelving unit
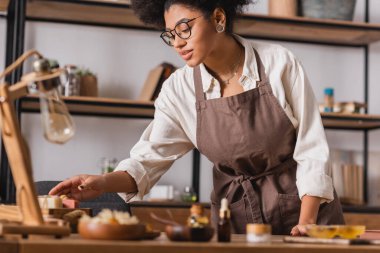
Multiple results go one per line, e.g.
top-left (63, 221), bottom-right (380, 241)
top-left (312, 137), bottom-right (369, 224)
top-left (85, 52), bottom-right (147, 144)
top-left (1, 0), bottom-right (379, 206)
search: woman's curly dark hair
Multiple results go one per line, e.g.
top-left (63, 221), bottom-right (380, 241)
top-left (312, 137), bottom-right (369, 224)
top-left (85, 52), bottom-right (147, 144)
top-left (131, 0), bottom-right (254, 33)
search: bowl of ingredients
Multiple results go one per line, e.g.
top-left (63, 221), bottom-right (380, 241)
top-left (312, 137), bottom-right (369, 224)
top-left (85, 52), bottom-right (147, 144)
top-left (304, 225), bottom-right (365, 239)
top-left (78, 209), bottom-right (146, 240)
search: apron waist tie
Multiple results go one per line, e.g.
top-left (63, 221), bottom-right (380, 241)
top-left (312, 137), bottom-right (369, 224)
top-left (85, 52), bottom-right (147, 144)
top-left (227, 157), bottom-right (297, 224)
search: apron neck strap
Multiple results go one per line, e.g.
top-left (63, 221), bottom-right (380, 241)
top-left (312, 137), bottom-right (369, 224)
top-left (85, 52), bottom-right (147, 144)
top-left (193, 66), bottom-right (206, 102)
top-left (253, 48), bottom-right (270, 87)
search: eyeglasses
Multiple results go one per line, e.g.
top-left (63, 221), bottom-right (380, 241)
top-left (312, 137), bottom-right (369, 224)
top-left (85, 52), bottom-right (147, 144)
top-left (160, 16), bottom-right (202, 46)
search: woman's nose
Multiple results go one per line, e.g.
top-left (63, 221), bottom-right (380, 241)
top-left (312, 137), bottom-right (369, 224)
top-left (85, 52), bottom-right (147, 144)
top-left (173, 35), bottom-right (186, 48)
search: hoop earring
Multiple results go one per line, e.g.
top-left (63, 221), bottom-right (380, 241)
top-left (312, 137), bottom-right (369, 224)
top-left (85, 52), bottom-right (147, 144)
top-left (216, 23), bottom-right (225, 33)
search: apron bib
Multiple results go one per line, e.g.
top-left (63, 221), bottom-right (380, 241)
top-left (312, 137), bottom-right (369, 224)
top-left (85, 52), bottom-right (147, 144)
top-left (194, 48), bottom-right (344, 235)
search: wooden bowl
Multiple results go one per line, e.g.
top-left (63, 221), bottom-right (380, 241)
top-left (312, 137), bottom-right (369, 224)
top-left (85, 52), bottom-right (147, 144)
top-left (78, 222), bottom-right (146, 240)
top-left (188, 226), bottom-right (214, 242)
top-left (165, 225), bottom-right (214, 242)
top-left (165, 225), bottom-right (190, 241)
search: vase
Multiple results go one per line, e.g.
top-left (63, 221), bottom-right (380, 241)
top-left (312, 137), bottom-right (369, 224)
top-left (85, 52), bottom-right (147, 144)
top-left (80, 75), bottom-right (98, 97)
top-left (268, 0), bottom-right (298, 17)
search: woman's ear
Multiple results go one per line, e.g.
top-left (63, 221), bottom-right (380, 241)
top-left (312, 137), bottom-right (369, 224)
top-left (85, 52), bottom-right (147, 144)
top-left (212, 7), bottom-right (227, 30)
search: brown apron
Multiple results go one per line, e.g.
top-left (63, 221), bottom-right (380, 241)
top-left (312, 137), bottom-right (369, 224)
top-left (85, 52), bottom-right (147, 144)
top-left (194, 48), bottom-right (344, 235)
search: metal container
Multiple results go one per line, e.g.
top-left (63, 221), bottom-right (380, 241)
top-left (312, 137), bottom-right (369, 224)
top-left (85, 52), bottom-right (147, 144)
top-left (301, 0), bottom-right (357, 21)
top-left (62, 65), bottom-right (80, 96)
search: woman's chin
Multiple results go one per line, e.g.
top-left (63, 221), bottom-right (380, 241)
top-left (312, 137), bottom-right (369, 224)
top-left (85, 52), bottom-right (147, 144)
top-left (185, 58), bottom-right (201, 68)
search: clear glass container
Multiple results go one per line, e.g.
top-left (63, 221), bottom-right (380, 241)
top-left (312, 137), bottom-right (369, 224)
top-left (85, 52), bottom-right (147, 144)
top-left (62, 65), bottom-right (80, 96)
top-left (100, 157), bottom-right (118, 174)
top-left (324, 87), bottom-right (334, 112)
top-left (246, 224), bottom-right (272, 243)
top-left (181, 186), bottom-right (197, 202)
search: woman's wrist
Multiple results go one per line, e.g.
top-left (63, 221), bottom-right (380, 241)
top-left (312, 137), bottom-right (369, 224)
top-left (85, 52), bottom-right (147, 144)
top-left (298, 195), bottom-right (321, 225)
top-left (102, 170), bottom-right (137, 193)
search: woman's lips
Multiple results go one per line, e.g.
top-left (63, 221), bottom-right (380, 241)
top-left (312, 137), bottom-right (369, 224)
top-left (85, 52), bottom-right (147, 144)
top-left (180, 50), bottom-right (193, 61)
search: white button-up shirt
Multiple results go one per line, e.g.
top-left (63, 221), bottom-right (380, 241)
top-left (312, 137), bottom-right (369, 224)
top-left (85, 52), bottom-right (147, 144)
top-left (115, 35), bottom-right (334, 204)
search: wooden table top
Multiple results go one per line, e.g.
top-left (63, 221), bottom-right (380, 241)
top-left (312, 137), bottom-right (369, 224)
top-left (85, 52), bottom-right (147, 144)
top-left (2, 234), bottom-right (380, 253)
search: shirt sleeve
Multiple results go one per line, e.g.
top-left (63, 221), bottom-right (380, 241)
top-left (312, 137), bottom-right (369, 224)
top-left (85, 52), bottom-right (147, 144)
top-left (286, 59), bottom-right (334, 204)
top-left (114, 81), bottom-right (195, 202)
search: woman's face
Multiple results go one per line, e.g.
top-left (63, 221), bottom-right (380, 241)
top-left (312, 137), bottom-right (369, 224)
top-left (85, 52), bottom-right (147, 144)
top-left (164, 4), bottom-right (220, 67)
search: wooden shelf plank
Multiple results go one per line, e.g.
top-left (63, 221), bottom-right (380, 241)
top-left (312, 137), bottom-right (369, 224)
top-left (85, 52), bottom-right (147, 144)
top-left (23, 0), bottom-right (380, 46)
top-left (321, 113), bottom-right (380, 130)
top-left (26, 0), bottom-right (149, 30)
top-left (235, 14), bottom-right (380, 46)
top-left (0, 0), bottom-right (9, 13)
top-left (81, 0), bottom-right (131, 5)
top-left (322, 112), bottom-right (380, 120)
top-left (21, 95), bottom-right (155, 119)
top-left (21, 96), bottom-right (380, 130)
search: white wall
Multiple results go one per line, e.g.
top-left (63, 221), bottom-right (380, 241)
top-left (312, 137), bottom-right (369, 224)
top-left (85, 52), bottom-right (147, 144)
top-left (1, 0), bottom-right (380, 203)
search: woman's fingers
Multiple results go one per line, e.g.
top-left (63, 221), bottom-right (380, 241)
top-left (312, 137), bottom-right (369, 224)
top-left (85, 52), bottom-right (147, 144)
top-left (290, 225), bottom-right (308, 236)
top-left (48, 175), bottom-right (104, 201)
top-left (290, 226), bottom-right (301, 236)
top-left (48, 176), bottom-right (83, 195)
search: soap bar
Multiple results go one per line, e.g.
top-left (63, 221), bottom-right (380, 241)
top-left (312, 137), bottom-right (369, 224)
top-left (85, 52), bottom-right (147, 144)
top-left (61, 195), bottom-right (79, 208)
top-left (38, 195), bottom-right (63, 209)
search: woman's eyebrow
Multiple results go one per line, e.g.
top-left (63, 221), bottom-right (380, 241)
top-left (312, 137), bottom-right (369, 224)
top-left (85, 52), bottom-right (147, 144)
top-left (175, 17), bottom-right (189, 26)
top-left (165, 17), bottom-right (190, 30)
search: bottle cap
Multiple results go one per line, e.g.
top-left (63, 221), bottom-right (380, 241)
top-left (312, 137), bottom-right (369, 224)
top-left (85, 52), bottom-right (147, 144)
top-left (324, 88), bottom-right (334, 96)
top-left (246, 223), bottom-right (272, 235)
top-left (219, 198), bottom-right (230, 218)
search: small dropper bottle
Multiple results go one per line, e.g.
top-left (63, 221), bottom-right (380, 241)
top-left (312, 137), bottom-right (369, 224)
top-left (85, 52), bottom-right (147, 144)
top-left (218, 198), bottom-right (231, 242)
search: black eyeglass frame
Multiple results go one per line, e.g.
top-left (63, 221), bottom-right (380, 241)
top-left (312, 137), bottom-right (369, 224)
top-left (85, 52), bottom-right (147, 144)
top-left (160, 16), bottom-right (202, 46)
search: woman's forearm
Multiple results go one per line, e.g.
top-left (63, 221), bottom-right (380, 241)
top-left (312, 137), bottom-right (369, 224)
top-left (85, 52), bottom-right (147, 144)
top-left (103, 170), bottom-right (138, 193)
top-left (299, 195), bottom-right (321, 224)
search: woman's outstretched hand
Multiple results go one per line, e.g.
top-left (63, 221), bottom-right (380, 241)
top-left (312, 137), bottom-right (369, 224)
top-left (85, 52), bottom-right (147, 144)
top-left (48, 174), bottom-right (106, 201)
top-left (290, 224), bottom-right (308, 236)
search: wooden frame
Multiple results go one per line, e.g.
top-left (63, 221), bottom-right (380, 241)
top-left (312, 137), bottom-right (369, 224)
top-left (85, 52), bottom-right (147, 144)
top-left (0, 50), bottom-right (70, 237)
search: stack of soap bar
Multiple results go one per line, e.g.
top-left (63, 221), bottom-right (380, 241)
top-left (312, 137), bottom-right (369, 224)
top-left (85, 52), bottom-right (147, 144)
top-left (38, 195), bottom-right (63, 209)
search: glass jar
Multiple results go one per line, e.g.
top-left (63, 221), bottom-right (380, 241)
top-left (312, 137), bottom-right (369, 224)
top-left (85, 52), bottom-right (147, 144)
top-left (246, 224), bottom-right (272, 243)
top-left (181, 186), bottom-right (197, 202)
top-left (62, 65), bottom-right (80, 96)
top-left (100, 157), bottom-right (118, 174)
top-left (324, 87), bottom-right (334, 112)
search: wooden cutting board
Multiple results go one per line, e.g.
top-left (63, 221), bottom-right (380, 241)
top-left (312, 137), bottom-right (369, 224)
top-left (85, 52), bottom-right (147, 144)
top-left (284, 236), bottom-right (380, 245)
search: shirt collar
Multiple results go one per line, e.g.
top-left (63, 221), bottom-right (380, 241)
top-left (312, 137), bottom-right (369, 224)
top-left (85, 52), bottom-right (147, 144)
top-left (197, 35), bottom-right (260, 93)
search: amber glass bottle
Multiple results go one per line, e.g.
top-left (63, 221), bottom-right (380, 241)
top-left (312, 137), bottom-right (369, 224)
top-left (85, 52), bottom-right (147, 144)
top-left (218, 198), bottom-right (231, 242)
